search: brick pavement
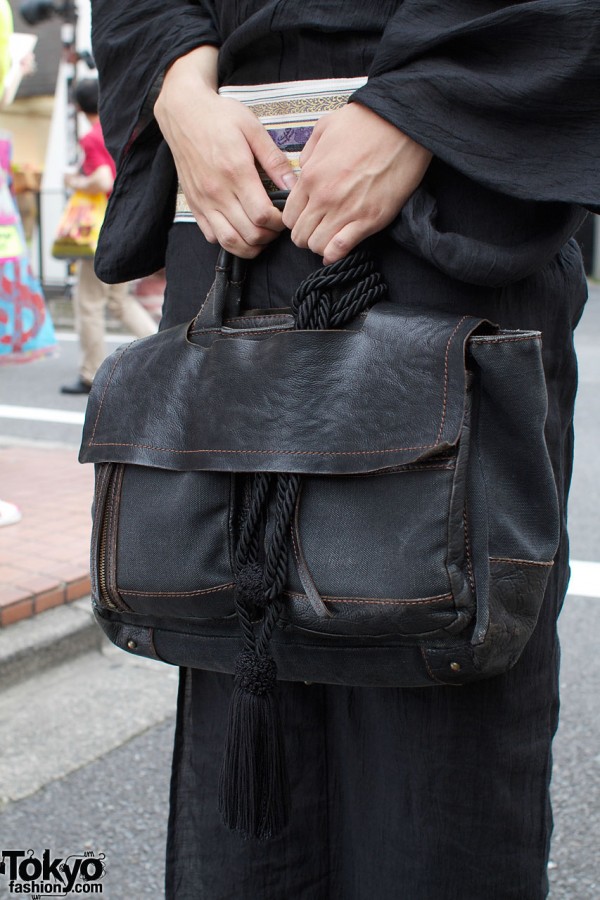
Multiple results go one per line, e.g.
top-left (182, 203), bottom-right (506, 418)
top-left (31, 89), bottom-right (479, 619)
top-left (0, 446), bottom-right (93, 627)
top-left (0, 273), bottom-right (165, 631)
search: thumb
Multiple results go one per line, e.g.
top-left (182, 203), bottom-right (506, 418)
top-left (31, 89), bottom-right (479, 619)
top-left (246, 121), bottom-right (298, 191)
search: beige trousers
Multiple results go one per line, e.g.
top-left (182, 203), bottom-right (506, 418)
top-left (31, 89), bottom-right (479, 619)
top-left (74, 258), bottom-right (157, 383)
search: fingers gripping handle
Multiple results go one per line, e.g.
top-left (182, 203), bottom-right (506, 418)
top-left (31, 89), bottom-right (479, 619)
top-left (192, 191), bottom-right (290, 330)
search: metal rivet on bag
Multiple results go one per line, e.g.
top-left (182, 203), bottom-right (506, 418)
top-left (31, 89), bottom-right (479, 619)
top-left (127, 639), bottom-right (137, 651)
top-left (304, 681), bottom-right (313, 686)
top-left (450, 662), bottom-right (461, 672)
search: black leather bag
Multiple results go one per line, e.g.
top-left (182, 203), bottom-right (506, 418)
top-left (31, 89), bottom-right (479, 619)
top-left (80, 249), bottom-right (558, 686)
top-left (79, 248), bottom-right (559, 837)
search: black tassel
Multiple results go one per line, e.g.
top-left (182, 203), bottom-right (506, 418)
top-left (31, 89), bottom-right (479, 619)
top-left (218, 649), bottom-right (290, 840)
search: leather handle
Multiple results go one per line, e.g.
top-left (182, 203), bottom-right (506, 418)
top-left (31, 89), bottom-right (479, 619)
top-left (269, 189), bottom-right (289, 211)
top-left (192, 191), bottom-right (290, 330)
top-left (192, 250), bottom-right (246, 330)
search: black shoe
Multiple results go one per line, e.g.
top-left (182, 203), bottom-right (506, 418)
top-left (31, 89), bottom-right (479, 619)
top-left (61, 377), bottom-right (92, 395)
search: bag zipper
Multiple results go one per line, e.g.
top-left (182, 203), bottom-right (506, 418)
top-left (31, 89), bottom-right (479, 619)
top-left (94, 463), bottom-right (127, 611)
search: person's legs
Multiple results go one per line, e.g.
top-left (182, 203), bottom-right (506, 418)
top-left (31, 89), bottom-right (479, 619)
top-left (63, 258), bottom-right (107, 391)
top-left (63, 269), bottom-right (156, 393)
top-left (106, 282), bottom-right (156, 338)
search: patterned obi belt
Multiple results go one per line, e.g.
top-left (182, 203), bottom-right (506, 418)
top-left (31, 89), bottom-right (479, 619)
top-left (174, 76), bottom-right (368, 223)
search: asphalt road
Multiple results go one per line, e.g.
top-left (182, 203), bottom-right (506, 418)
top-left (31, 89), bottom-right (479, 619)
top-left (0, 647), bottom-right (177, 899)
top-left (0, 292), bottom-right (599, 898)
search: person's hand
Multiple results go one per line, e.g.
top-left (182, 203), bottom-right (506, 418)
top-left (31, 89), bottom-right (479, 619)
top-left (154, 47), bottom-right (296, 258)
top-left (282, 103), bottom-right (432, 264)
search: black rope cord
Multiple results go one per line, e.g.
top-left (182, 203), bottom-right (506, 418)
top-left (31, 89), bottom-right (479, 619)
top-left (219, 249), bottom-right (387, 840)
top-left (234, 248), bottom-right (387, 662)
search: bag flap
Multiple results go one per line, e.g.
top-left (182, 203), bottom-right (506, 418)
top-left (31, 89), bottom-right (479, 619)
top-left (79, 304), bottom-right (486, 475)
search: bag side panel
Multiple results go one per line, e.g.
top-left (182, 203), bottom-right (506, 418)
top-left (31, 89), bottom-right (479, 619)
top-left (469, 334), bottom-right (560, 564)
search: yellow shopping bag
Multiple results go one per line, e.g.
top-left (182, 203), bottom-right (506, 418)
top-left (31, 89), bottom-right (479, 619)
top-left (51, 190), bottom-right (108, 259)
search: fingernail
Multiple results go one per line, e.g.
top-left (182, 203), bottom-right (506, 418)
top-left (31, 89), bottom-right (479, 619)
top-left (282, 173), bottom-right (297, 190)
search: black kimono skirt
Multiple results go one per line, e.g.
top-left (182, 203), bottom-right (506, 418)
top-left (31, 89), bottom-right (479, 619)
top-left (159, 87), bottom-right (588, 900)
top-left (161, 228), bottom-right (585, 899)
top-left (89, 3), bottom-right (598, 898)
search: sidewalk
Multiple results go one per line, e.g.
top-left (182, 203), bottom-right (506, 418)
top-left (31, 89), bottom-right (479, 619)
top-left (0, 273), bottom-right (165, 677)
top-left (0, 445), bottom-right (93, 627)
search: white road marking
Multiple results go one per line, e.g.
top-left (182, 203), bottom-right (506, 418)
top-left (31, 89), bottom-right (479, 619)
top-left (55, 331), bottom-right (133, 343)
top-left (0, 404), bottom-right (85, 425)
top-left (0, 405), bottom-right (599, 597)
top-left (567, 560), bottom-right (600, 599)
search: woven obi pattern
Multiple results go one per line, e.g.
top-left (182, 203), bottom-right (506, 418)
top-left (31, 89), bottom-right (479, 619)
top-left (174, 76), bottom-right (368, 223)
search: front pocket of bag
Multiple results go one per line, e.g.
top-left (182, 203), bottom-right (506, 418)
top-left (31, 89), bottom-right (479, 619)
top-left (93, 464), bottom-right (236, 619)
top-left (283, 458), bottom-right (470, 637)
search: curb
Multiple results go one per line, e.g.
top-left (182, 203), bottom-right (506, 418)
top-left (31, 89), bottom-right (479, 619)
top-left (0, 597), bottom-right (104, 691)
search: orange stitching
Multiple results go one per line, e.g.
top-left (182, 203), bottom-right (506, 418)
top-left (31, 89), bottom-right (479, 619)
top-left (436, 315), bottom-right (469, 444)
top-left (471, 336), bottom-right (541, 345)
top-left (193, 282), bottom-right (215, 322)
top-left (94, 462), bottom-right (110, 505)
top-left (118, 584), bottom-right (454, 604)
top-left (120, 582), bottom-right (236, 597)
top-left (322, 597), bottom-right (452, 607)
top-left (420, 646), bottom-right (448, 685)
top-left (284, 590), bottom-right (453, 607)
top-left (224, 314), bottom-right (293, 323)
top-left (189, 325), bottom-right (361, 337)
top-left (489, 557), bottom-right (553, 568)
top-left (87, 441), bottom-right (435, 455)
top-left (89, 343), bottom-right (135, 445)
top-left (463, 505), bottom-right (476, 597)
top-left (384, 464), bottom-right (454, 473)
top-left (91, 314), bottom-right (476, 455)
top-left (189, 327), bottom-right (294, 338)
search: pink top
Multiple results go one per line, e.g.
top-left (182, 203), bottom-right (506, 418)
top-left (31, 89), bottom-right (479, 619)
top-left (80, 119), bottom-right (116, 184)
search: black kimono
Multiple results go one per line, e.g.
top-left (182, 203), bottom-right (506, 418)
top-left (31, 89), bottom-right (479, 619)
top-left (91, 2), bottom-right (600, 897)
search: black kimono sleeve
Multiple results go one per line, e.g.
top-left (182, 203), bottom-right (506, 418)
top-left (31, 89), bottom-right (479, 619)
top-left (92, 0), bottom-right (220, 165)
top-left (351, 0), bottom-right (600, 212)
top-left (91, 0), bottom-right (220, 280)
top-left (91, 0), bottom-right (599, 285)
